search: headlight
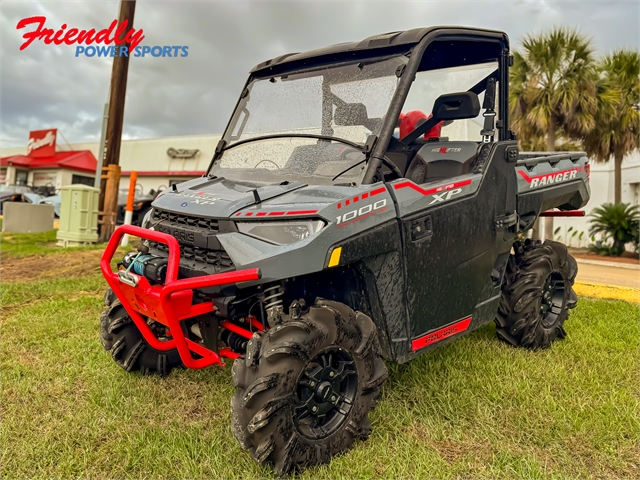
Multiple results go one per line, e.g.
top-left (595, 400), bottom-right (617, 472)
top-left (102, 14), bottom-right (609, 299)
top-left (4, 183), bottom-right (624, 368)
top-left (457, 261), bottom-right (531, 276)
top-left (237, 220), bottom-right (325, 245)
top-left (141, 208), bottom-right (154, 228)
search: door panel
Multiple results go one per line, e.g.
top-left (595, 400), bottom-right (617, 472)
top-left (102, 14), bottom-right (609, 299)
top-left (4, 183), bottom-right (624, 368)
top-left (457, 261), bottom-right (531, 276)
top-left (389, 141), bottom-right (517, 341)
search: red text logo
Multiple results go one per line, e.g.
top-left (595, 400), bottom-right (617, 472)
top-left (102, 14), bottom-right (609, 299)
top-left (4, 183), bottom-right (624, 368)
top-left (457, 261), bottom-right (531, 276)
top-left (16, 16), bottom-right (144, 51)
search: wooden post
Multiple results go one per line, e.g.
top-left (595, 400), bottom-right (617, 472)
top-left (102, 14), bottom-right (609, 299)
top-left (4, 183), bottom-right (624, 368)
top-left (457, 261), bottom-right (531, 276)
top-left (98, 0), bottom-right (137, 241)
top-left (98, 164), bottom-right (121, 235)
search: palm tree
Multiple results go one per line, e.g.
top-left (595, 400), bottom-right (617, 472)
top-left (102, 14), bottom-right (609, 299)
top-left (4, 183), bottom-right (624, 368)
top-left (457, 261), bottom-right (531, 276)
top-left (510, 28), bottom-right (599, 239)
top-left (583, 50), bottom-right (640, 204)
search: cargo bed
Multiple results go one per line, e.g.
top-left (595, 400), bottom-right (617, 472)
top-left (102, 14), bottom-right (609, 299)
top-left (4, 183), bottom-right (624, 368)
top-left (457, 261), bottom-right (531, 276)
top-left (514, 150), bottom-right (590, 231)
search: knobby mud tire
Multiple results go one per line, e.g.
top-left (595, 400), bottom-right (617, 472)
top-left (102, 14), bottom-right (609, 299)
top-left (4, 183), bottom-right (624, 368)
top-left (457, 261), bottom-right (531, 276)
top-left (496, 239), bottom-right (578, 349)
top-left (230, 299), bottom-right (388, 476)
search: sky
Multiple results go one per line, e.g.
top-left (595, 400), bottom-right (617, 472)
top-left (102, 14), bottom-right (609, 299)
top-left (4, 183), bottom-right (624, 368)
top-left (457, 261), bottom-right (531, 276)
top-left (1, 0), bottom-right (638, 148)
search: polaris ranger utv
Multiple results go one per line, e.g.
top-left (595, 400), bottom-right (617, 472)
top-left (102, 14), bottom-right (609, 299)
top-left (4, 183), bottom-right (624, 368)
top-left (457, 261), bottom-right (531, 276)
top-left (99, 26), bottom-right (590, 475)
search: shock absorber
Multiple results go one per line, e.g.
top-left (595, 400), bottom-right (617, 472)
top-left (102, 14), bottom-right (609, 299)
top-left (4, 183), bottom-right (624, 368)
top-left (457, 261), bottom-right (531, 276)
top-left (263, 285), bottom-right (284, 311)
top-left (261, 284), bottom-right (285, 327)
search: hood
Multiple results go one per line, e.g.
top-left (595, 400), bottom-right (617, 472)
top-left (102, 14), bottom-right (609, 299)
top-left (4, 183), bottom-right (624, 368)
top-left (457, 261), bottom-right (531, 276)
top-left (118, 191), bottom-right (155, 205)
top-left (151, 176), bottom-right (341, 218)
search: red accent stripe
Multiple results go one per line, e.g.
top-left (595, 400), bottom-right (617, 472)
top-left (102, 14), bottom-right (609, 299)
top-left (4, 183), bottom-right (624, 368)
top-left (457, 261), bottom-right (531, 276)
top-left (286, 210), bottom-right (319, 215)
top-left (394, 178), bottom-right (472, 196)
top-left (335, 187), bottom-right (386, 211)
top-left (411, 317), bottom-right (472, 351)
top-left (517, 166), bottom-right (583, 183)
top-left (235, 209), bottom-right (319, 217)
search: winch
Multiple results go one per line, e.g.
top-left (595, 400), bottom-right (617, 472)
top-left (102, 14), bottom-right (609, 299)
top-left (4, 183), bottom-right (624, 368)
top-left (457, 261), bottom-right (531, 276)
top-left (121, 250), bottom-right (168, 284)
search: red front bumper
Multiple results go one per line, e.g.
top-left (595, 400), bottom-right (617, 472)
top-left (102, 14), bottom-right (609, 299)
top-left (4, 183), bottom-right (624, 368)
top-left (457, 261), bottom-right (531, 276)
top-left (100, 224), bottom-right (261, 369)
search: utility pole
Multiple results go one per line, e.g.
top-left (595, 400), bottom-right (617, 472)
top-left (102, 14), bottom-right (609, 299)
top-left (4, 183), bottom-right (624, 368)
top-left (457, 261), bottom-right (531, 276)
top-left (94, 102), bottom-right (109, 189)
top-left (98, 0), bottom-right (137, 241)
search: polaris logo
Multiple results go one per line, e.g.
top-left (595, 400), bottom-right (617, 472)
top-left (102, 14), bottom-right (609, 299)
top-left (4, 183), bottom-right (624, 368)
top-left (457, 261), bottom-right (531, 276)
top-left (336, 199), bottom-right (387, 227)
top-left (529, 169), bottom-right (578, 188)
top-left (157, 225), bottom-right (195, 244)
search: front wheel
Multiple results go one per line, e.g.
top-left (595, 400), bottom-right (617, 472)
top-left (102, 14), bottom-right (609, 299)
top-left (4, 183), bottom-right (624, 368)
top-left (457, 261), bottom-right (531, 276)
top-left (230, 299), bottom-right (388, 476)
top-left (99, 288), bottom-right (183, 376)
top-left (496, 239), bottom-right (578, 349)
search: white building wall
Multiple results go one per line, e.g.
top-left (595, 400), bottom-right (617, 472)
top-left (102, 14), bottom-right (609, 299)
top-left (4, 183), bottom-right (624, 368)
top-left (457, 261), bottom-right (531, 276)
top-left (0, 133), bottom-right (221, 194)
top-left (545, 151), bottom-right (640, 247)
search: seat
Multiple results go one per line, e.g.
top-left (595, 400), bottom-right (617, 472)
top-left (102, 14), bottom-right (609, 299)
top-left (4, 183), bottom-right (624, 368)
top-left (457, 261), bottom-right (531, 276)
top-left (405, 141), bottom-right (479, 184)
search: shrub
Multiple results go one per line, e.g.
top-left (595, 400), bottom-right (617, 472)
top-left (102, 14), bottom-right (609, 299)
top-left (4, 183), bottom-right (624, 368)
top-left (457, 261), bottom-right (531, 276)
top-left (588, 203), bottom-right (639, 256)
top-left (588, 239), bottom-right (615, 256)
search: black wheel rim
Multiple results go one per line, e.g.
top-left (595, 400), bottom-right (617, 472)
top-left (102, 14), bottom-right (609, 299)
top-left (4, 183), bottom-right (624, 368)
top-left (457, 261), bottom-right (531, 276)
top-left (293, 348), bottom-right (357, 439)
top-left (540, 272), bottom-right (565, 328)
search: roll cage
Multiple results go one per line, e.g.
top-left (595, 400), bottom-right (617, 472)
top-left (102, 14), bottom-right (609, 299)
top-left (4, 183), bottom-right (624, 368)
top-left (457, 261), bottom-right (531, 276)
top-left (214, 27), bottom-right (511, 185)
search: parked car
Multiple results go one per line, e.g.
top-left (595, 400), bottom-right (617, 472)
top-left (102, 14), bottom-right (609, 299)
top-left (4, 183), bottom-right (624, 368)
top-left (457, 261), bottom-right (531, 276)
top-left (0, 185), bottom-right (43, 214)
top-left (116, 186), bottom-right (165, 226)
top-left (38, 194), bottom-right (61, 217)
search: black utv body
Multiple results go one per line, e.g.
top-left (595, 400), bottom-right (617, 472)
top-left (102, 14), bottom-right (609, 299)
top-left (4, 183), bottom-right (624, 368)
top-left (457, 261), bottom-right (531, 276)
top-left (100, 26), bottom-right (590, 475)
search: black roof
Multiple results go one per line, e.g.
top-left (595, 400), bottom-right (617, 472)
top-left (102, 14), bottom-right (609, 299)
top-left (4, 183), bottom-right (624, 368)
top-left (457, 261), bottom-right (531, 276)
top-left (251, 26), bottom-right (508, 76)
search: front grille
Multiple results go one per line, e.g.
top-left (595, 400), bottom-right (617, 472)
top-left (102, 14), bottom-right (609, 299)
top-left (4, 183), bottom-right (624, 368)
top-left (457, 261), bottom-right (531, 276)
top-left (150, 208), bottom-right (233, 271)
top-left (150, 241), bottom-right (234, 270)
top-left (152, 209), bottom-right (220, 233)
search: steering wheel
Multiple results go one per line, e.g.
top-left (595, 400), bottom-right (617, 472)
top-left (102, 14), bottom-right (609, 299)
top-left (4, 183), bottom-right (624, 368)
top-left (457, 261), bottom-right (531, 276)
top-left (379, 156), bottom-right (403, 179)
top-left (254, 159), bottom-right (280, 169)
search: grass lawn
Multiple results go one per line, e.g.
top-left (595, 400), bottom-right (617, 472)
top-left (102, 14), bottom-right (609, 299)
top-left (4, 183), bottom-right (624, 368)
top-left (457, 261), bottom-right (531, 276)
top-left (1, 234), bottom-right (639, 478)
top-left (0, 228), bottom-right (106, 258)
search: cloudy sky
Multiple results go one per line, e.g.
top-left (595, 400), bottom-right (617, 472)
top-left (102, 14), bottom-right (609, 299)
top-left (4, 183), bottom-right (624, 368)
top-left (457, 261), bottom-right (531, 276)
top-left (1, 0), bottom-right (638, 148)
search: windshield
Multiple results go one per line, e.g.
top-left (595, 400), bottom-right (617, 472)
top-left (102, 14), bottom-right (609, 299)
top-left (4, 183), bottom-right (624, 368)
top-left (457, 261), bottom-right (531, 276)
top-left (212, 55), bottom-right (407, 185)
top-left (212, 137), bottom-right (366, 186)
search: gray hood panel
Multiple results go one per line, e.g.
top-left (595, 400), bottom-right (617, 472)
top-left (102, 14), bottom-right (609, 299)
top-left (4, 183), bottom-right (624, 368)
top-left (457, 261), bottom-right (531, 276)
top-left (152, 176), bottom-right (311, 218)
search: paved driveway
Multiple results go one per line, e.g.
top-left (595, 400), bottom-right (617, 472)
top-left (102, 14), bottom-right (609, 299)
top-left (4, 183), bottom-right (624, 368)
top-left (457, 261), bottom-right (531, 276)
top-left (575, 259), bottom-right (639, 289)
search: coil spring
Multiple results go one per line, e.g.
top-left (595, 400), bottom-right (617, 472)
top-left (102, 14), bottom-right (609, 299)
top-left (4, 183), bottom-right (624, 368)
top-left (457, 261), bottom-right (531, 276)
top-left (262, 284), bottom-right (284, 312)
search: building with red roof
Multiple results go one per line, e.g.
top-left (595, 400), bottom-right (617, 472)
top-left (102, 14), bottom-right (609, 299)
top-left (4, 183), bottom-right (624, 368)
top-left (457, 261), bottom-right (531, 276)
top-left (0, 129), bottom-right (97, 188)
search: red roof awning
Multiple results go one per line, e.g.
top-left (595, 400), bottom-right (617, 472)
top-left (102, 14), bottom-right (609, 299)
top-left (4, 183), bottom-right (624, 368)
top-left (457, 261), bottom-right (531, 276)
top-left (0, 150), bottom-right (97, 174)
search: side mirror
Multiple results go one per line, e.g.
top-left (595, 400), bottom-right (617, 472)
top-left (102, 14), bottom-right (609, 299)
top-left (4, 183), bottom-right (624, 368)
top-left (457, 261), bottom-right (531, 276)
top-left (432, 92), bottom-right (480, 121)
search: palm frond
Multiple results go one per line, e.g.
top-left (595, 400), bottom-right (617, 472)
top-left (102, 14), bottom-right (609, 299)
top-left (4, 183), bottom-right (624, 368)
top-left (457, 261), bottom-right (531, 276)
top-left (510, 27), bottom-right (598, 148)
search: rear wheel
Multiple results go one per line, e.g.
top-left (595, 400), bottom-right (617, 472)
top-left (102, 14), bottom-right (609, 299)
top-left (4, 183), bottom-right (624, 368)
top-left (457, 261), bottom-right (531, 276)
top-left (100, 288), bottom-right (182, 376)
top-left (496, 239), bottom-right (578, 349)
top-left (230, 299), bottom-right (388, 476)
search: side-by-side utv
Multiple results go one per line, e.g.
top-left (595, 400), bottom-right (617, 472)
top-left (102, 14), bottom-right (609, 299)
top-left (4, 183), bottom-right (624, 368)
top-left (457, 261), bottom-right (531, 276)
top-left (99, 26), bottom-right (590, 475)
